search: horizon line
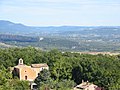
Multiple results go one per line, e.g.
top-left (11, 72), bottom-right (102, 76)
top-left (0, 19), bottom-right (120, 27)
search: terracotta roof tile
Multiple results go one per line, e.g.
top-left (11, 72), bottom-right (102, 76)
top-left (31, 63), bottom-right (48, 68)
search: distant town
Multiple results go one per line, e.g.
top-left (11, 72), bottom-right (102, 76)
top-left (1, 20), bottom-right (120, 52)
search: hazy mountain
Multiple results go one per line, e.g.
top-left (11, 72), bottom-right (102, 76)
top-left (0, 20), bottom-right (120, 36)
top-left (1, 20), bottom-right (120, 51)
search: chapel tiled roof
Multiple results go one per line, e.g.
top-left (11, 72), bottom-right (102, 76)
top-left (31, 63), bottom-right (48, 68)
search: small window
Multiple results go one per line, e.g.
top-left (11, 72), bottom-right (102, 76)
top-left (25, 76), bottom-right (27, 80)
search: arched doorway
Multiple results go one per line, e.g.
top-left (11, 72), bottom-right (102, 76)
top-left (25, 76), bottom-right (27, 80)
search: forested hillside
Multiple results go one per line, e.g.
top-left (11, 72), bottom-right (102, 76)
top-left (0, 34), bottom-right (38, 42)
top-left (0, 47), bottom-right (120, 90)
top-left (1, 20), bottom-right (120, 52)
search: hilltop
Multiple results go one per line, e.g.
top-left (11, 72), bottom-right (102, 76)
top-left (0, 20), bottom-right (120, 52)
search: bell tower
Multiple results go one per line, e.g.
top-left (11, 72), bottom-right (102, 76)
top-left (18, 58), bottom-right (24, 65)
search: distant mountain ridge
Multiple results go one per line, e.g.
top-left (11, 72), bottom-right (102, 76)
top-left (0, 20), bottom-right (32, 34)
top-left (0, 20), bottom-right (120, 36)
top-left (1, 20), bottom-right (120, 51)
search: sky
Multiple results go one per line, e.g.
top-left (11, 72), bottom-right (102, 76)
top-left (0, 0), bottom-right (120, 26)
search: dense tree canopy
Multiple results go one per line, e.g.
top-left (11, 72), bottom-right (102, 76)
top-left (0, 47), bottom-right (120, 89)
